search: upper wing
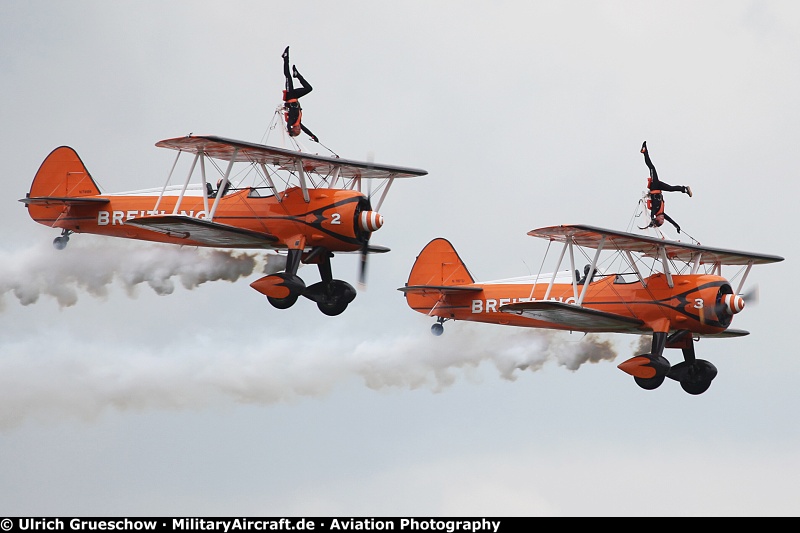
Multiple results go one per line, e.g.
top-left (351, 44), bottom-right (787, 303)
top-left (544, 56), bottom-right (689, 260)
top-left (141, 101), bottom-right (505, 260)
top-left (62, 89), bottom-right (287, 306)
top-left (155, 135), bottom-right (428, 180)
top-left (124, 214), bottom-right (279, 248)
top-left (500, 300), bottom-right (645, 333)
top-left (528, 224), bottom-right (784, 266)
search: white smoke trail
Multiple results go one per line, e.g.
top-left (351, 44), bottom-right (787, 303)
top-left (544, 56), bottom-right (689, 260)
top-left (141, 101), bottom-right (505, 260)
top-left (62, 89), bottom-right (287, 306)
top-left (0, 240), bottom-right (286, 309)
top-left (0, 323), bottom-right (643, 429)
top-left (0, 239), bottom-right (649, 429)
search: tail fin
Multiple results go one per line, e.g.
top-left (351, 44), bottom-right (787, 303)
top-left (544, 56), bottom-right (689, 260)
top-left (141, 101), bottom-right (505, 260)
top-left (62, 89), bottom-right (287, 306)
top-left (400, 238), bottom-right (479, 314)
top-left (27, 146), bottom-right (101, 199)
top-left (22, 146), bottom-right (105, 229)
top-left (406, 238), bottom-right (475, 287)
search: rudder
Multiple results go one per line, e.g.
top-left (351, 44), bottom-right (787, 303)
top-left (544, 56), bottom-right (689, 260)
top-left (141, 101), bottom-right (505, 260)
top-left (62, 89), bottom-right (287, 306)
top-left (402, 238), bottom-right (476, 315)
top-left (406, 238), bottom-right (475, 287)
top-left (28, 146), bottom-right (101, 199)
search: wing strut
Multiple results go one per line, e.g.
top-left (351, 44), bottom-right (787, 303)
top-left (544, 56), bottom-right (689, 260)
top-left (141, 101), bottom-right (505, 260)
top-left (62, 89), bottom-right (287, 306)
top-left (199, 154), bottom-right (210, 215)
top-left (577, 236), bottom-right (605, 306)
top-left (153, 149), bottom-right (182, 213)
top-left (258, 163), bottom-right (281, 203)
top-left (690, 252), bottom-right (702, 274)
top-left (544, 239), bottom-right (570, 301)
top-left (568, 240), bottom-right (579, 301)
top-left (173, 151), bottom-right (201, 215)
top-left (624, 250), bottom-right (647, 287)
top-left (735, 261), bottom-right (754, 295)
top-left (658, 244), bottom-right (674, 288)
top-left (295, 159), bottom-right (310, 203)
top-left (374, 174), bottom-right (397, 212)
top-left (208, 148), bottom-right (238, 221)
top-left (330, 165), bottom-right (341, 188)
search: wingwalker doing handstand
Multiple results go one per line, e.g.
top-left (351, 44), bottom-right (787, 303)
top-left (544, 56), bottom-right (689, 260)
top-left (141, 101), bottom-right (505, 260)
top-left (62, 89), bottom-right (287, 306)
top-left (282, 46), bottom-right (319, 143)
top-left (641, 141), bottom-right (692, 233)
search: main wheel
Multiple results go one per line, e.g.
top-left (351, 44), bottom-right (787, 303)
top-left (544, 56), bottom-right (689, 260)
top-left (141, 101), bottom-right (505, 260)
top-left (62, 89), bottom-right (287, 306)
top-left (670, 359), bottom-right (717, 395)
top-left (634, 374), bottom-right (665, 390)
top-left (267, 294), bottom-right (299, 309)
top-left (680, 378), bottom-right (712, 395)
top-left (431, 323), bottom-right (444, 336)
top-left (317, 299), bottom-right (349, 316)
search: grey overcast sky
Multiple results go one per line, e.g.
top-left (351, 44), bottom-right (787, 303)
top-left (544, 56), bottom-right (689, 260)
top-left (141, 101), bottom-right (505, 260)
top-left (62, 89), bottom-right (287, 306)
top-left (1, 0), bottom-right (798, 517)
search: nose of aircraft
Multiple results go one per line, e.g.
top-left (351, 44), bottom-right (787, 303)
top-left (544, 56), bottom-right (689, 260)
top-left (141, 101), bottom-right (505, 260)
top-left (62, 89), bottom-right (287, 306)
top-left (359, 211), bottom-right (383, 232)
top-left (723, 293), bottom-right (745, 315)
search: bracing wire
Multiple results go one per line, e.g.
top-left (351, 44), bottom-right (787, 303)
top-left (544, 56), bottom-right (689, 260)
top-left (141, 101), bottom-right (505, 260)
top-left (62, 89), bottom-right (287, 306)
top-left (528, 239), bottom-right (553, 300)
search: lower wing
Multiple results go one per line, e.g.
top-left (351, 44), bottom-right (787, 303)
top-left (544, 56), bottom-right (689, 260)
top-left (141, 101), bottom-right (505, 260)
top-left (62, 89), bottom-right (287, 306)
top-left (500, 301), bottom-right (645, 333)
top-left (124, 214), bottom-right (279, 248)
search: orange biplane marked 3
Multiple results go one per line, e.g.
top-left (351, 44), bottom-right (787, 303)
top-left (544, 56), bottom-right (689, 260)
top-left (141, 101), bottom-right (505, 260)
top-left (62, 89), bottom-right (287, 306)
top-left (400, 225), bottom-right (783, 394)
top-left (22, 135), bottom-right (427, 315)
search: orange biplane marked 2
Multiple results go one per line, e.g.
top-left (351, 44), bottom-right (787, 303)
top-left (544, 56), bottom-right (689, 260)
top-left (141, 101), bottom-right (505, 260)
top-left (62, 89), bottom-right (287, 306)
top-left (22, 135), bottom-right (427, 315)
top-left (400, 225), bottom-right (783, 394)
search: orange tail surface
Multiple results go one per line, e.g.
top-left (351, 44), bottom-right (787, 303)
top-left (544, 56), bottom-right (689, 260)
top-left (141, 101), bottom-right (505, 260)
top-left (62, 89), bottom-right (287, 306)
top-left (28, 146), bottom-right (101, 199)
top-left (24, 146), bottom-right (103, 227)
top-left (403, 238), bottom-right (475, 313)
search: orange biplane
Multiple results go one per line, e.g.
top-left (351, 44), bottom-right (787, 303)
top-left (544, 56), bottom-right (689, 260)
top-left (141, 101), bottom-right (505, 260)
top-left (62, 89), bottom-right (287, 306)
top-left (22, 135), bottom-right (427, 315)
top-left (400, 225), bottom-right (783, 394)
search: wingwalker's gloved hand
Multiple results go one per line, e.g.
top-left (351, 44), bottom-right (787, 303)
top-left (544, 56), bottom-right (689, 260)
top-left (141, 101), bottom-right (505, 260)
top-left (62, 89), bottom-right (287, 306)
top-left (311, 135), bottom-right (319, 143)
top-left (676, 226), bottom-right (681, 234)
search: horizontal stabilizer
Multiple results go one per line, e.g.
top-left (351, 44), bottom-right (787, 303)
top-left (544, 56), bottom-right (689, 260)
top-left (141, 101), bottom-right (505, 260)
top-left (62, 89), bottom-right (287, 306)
top-left (124, 214), bottom-right (279, 248)
top-left (399, 284), bottom-right (483, 295)
top-left (20, 196), bottom-right (109, 206)
top-left (500, 300), bottom-right (645, 333)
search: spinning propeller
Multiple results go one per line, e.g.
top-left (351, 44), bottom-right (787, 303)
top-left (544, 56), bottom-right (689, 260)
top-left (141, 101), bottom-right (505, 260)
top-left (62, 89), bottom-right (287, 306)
top-left (709, 284), bottom-right (759, 327)
top-left (356, 152), bottom-right (381, 288)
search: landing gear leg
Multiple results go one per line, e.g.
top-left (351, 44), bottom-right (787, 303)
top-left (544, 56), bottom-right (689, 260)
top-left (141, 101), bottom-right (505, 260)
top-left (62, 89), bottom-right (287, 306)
top-left (53, 229), bottom-right (72, 250)
top-left (264, 248), bottom-right (305, 310)
top-left (625, 331), bottom-right (671, 390)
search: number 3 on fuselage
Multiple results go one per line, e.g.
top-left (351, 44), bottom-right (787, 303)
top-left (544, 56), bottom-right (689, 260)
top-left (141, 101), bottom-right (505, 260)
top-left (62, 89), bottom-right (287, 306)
top-left (399, 225), bottom-right (783, 395)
